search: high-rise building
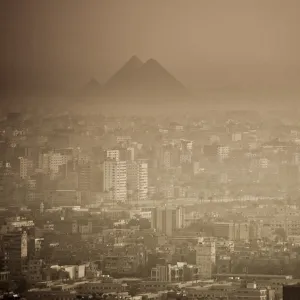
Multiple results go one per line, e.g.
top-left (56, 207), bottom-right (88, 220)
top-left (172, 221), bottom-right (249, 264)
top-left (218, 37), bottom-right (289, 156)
top-left (151, 206), bottom-right (185, 236)
top-left (195, 238), bottom-right (216, 279)
top-left (2, 231), bottom-right (28, 278)
top-left (127, 161), bottom-right (148, 202)
top-left (19, 157), bottom-right (33, 179)
top-left (0, 164), bottom-right (14, 207)
top-left (78, 162), bottom-right (92, 191)
top-left (103, 160), bottom-right (127, 202)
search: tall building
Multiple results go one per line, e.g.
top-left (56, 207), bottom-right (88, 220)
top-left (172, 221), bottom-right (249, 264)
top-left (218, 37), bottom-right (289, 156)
top-left (19, 157), bottom-right (33, 179)
top-left (2, 231), bottom-right (28, 278)
top-left (103, 160), bottom-right (127, 202)
top-left (151, 206), bottom-right (185, 236)
top-left (127, 160), bottom-right (148, 202)
top-left (78, 162), bottom-right (92, 191)
top-left (195, 238), bottom-right (216, 279)
top-left (0, 164), bottom-right (14, 207)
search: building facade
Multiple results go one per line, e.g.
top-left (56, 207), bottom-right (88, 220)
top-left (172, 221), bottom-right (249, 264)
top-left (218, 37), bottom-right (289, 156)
top-left (103, 160), bottom-right (127, 202)
top-left (151, 207), bottom-right (185, 236)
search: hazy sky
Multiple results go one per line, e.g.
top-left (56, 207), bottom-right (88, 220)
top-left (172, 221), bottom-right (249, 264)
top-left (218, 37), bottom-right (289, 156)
top-left (1, 0), bottom-right (300, 93)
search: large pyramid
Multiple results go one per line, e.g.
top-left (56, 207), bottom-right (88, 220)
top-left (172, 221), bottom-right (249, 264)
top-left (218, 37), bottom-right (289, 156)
top-left (105, 55), bottom-right (143, 90)
top-left (102, 56), bottom-right (189, 98)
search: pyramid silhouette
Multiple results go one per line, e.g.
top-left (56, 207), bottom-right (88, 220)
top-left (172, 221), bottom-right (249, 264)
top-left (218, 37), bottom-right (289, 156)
top-left (103, 56), bottom-right (189, 98)
top-left (81, 78), bottom-right (102, 97)
top-left (105, 55), bottom-right (143, 90)
top-left (133, 58), bottom-right (188, 97)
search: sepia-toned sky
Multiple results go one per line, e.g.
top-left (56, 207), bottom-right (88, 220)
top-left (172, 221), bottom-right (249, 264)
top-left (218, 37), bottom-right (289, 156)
top-left (1, 0), bottom-right (300, 93)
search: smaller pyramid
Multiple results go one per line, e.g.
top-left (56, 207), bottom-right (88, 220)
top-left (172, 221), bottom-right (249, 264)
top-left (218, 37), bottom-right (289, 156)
top-left (81, 78), bottom-right (102, 96)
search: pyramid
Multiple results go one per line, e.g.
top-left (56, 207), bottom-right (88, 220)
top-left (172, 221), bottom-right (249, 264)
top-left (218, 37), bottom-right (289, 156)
top-left (104, 55), bottom-right (143, 95)
top-left (81, 78), bottom-right (102, 96)
top-left (133, 59), bottom-right (188, 97)
top-left (103, 56), bottom-right (189, 98)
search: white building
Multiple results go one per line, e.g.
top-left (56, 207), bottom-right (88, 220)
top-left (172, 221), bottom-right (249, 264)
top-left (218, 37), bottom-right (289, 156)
top-left (127, 161), bottom-right (148, 202)
top-left (103, 160), bottom-right (127, 202)
top-left (49, 153), bottom-right (68, 173)
top-left (217, 146), bottom-right (230, 161)
top-left (19, 157), bottom-right (33, 179)
top-left (105, 149), bottom-right (120, 161)
top-left (38, 151), bottom-right (68, 174)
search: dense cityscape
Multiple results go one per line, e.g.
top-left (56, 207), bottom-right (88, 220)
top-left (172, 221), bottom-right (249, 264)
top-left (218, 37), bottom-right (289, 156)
top-left (0, 108), bottom-right (300, 299)
top-left (2, 0), bottom-right (300, 299)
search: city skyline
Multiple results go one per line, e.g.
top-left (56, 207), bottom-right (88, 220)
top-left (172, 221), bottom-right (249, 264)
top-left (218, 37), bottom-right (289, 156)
top-left (2, 1), bottom-right (300, 298)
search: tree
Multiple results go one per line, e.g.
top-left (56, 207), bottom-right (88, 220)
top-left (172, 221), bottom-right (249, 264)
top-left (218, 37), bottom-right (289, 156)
top-left (127, 218), bottom-right (151, 230)
top-left (129, 284), bottom-right (140, 296)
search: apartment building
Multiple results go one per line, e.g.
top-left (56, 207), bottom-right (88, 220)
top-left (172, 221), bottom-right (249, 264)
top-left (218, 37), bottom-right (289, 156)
top-left (103, 160), bottom-right (127, 202)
